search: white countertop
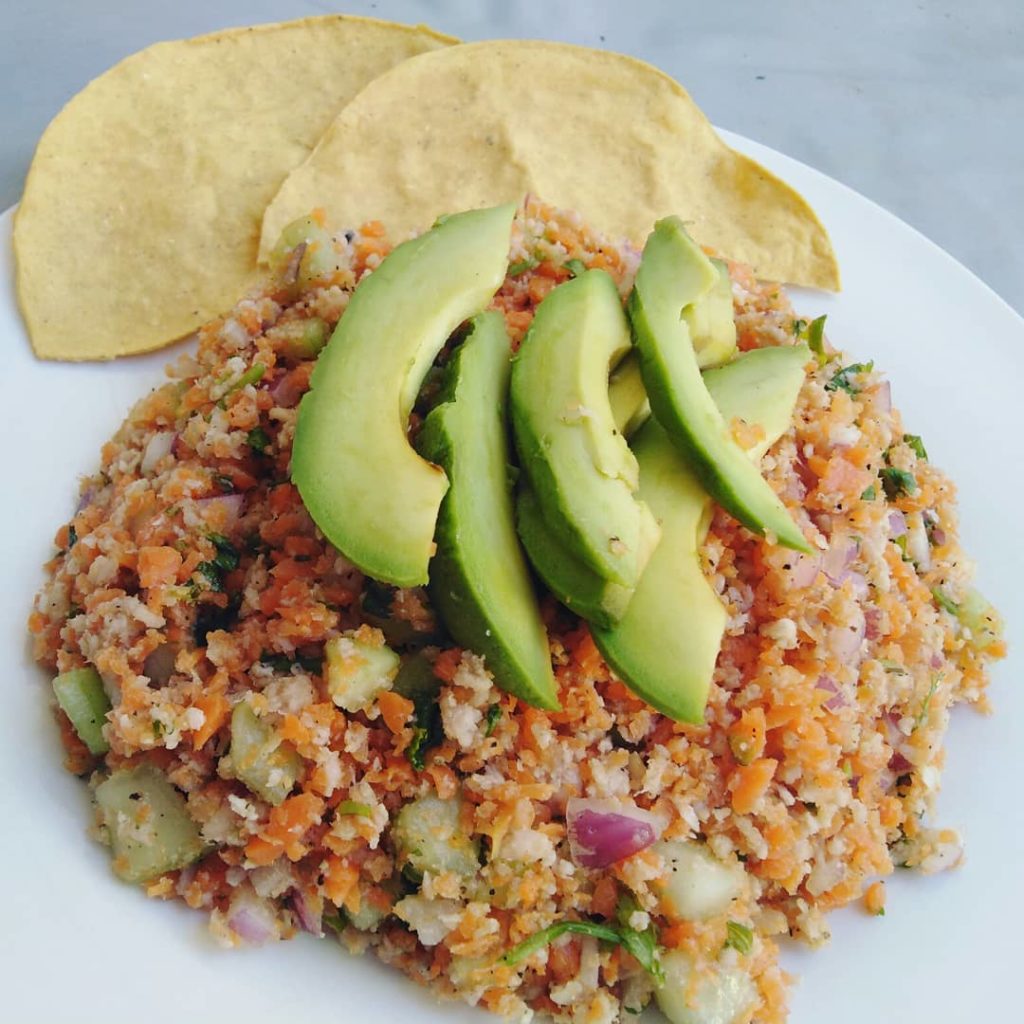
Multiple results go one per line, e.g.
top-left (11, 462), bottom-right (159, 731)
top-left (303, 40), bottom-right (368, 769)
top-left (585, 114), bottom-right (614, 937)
top-left (4, 0), bottom-right (1021, 314)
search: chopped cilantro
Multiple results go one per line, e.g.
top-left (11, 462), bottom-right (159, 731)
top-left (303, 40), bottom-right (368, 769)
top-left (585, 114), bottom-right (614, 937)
top-left (407, 693), bottom-right (443, 771)
top-left (195, 561), bottom-right (224, 592)
top-left (507, 256), bottom-right (539, 277)
top-left (564, 258), bottom-right (588, 278)
top-left (725, 920), bottom-right (754, 955)
top-left (247, 426), bottom-right (271, 453)
top-left (931, 587), bottom-right (959, 615)
top-left (361, 579), bottom-right (395, 618)
top-left (335, 800), bottom-right (373, 817)
top-left (208, 533), bottom-right (240, 572)
top-left (791, 318), bottom-right (808, 336)
top-left (825, 361), bottom-right (874, 395)
top-left (893, 534), bottom-right (911, 561)
top-left (915, 675), bottom-right (940, 729)
top-left (874, 906), bottom-right (886, 917)
top-left (903, 433), bottom-right (928, 460)
top-left (880, 466), bottom-right (917, 500)
top-left (503, 900), bottom-right (664, 984)
top-left (484, 703), bottom-right (502, 737)
top-left (260, 651), bottom-right (323, 674)
top-left (805, 315), bottom-right (828, 365)
top-left (860, 485), bottom-right (877, 501)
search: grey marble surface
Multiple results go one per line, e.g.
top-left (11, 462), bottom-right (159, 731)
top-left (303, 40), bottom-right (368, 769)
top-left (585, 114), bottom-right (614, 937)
top-left (4, 0), bottom-right (1021, 313)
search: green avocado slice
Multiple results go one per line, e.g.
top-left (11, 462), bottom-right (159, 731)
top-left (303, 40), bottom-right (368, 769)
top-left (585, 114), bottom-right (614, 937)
top-left (510, 268), bottom-right (660, 588)
top-left (592, 343), bottom-right (810, 722)
top-left (629, 217), bottom-right (811, 553)
top-left (291, 203), bottom-right (515, 587)
top-left (608, 258), bottom-right (736, 441)
top-left (417, 312), bottom-right (559, 710)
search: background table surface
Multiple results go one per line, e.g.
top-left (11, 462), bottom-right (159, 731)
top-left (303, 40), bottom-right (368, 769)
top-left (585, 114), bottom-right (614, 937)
top-left (4, 0), bottom-right (1022, 315)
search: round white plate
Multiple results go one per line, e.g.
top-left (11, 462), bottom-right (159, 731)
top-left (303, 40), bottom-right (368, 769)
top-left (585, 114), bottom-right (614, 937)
top-left (1, 130), bottom-right (1020, 1024)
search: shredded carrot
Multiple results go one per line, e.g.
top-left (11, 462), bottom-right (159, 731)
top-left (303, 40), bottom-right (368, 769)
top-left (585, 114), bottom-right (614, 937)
top-left (191, 692), bottom-right (229, 749)
top-left (730, 757), bottom-right (778, 814)
top-left (137, 545), bottom-right (183, 588)
top-left (864, 881), bottom-right (886, 916)
top-left (378, 691), bottom-right (414, 734)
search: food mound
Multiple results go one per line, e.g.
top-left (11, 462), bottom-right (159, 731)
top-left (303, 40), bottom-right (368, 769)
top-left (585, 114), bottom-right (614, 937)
top-left (29, 199), bottom-right (1003, 1024)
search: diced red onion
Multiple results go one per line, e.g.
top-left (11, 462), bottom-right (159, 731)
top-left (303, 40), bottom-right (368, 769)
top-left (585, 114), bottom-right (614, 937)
top-left (888, 751), bottom-right (913, 774)
top-left (227, 907), bottom-right (277, 946)
top-left (930, 652), bottom-right (944, 670)
top-left (566, 797), bottom-right (663, 869)
top-left (864, 605), bottom-right (884, 641)
top-left (828, 605), bottom-right (865, 661)
top-left (141, 431), bottom-right (176, 474)
top-left (873, 381), bottom-right (892, 414)
top-left (196, 493), bottom-right (244, 530)
top-left (815, 675), bottom-right (849, 712)
top-left (75, 485), bottom-right (97, 512)
top-left (788, 552), bottom-right (821, 588)
top-left (930, 526), bottom-right (947, 547)
top-left (271, 371), bottom-right (306, 409)
top-left (822, 536), bottom-right (859, 586)
top-left (887, 511), bottom-right (908, 537)
top-left (290, 888), bottom-right (323, 935)
top-left (846, 571), bottom-right (869, 599)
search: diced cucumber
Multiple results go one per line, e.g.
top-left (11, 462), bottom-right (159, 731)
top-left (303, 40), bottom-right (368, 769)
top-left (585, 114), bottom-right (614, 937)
top-left (957, 588), bottom-right (1003, 652)
top-left (344, 888), bottom-right (394, 932)
top-left (392, 794), bottom-right (480, 879)
top-left (325, 630), bottom-right (400, 712)
top-left (227, 702), bottom-right (303, 805)
top-left (52, 667), bottom-right (111, 755)
top-left (654, 840), bottom-right (746, 922)
top-left (95, 764), bottom-right (206, 883)
top-left (656, 949), bottom-right (757, 1024)
top-left (275, 317), bottom-right (328, 359)
top-left (266, 215), bottom-right (342, 288)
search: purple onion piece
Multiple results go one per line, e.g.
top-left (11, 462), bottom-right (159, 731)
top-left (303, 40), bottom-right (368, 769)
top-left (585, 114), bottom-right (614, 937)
top-left (566, 798), bottom-right (663, 869)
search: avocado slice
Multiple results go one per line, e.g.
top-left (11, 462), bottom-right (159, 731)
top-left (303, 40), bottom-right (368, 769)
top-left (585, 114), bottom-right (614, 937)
top-left (510, 269), bottom-right (660, 588)
top-left (291, 203), bottom-right (515, 587)
top-left (608, 258), bottom-right (736, 441)
top-left (417, 312), bottom-right (559, 710)
top-left (629, 217), bottom-right (811, 553)
top-left (593, 343), bottom-right (809, 722)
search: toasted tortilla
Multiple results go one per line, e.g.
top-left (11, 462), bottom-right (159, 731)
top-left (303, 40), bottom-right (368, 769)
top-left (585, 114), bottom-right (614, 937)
top-left (260, 40), bottom-right (838, 290)
top-left (15, 16), bottom-right (454, 360)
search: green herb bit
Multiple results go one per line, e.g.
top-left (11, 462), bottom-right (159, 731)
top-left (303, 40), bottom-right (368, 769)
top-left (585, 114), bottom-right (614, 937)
top-left (825, 361), bottom-right (874, 395)
top-left (208, 533), bottom-right (240, 572)
top-left (564, 258), bottom-right (588, 278)
top-left (501, 921), bottom-right (623, 966)
top-left (724, 920), bottom-right (754, 955)
top-left (893, 534), bottom-right (911, 562)
top-left (484, 704), bottom-right (502, 737)
top-left (195, 561), bottom-right (225, 593)
top-left (323, 911), bottom-right (346, 933)
top-left (903, 434), bottom-right (928, 460)
top-left (213, 474), bottom-right (235, 493)
top-left (880, 466), bottom-right (917, 500)
top-left (247, 426), bottom-right (271, 453)
top-left (878, 659), bottom-right (908, 675)
top-left (67, 524), bottom-right (78, 548)
top-left (805, 315), bottom-right (828, 365)
top-left (791, 318), bottom-right (808, 336)
top-left (507, 256), bottom-right (539, 277)
top-left (227, 363), bottom-right (266, 394)
top-left (336, 800), bottom-right (373, 817)
top-left (874, 906), bottom-right (886, 917)
top-left (914, 675), bottom-right (940, 729)
top-left (931, 587), bottom-right (959, 615)
top-left (860, 485), bottom-right (877, 501)
top-left (614, 894), bottom-right (665, 984)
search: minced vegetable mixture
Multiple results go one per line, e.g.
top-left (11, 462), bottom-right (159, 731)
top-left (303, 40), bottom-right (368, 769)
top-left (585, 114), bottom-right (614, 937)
top-left (29, 198), bottom-right (1004, 1024)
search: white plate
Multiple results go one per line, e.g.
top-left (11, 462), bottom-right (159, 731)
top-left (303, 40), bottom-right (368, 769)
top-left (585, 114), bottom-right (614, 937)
top-left (1, 131), bottom-right (1020, 1024)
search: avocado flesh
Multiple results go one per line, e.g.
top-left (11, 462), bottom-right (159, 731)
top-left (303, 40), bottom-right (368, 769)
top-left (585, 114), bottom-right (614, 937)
top-left (516, 484), bottom-right (638, 630)
top-left (629, 217), bottom-right (811, 554)
top-left (417, 312), bottom-right (559, 710)
top-left (510, 269), bottom-right (660, 587)
top-left (592, 343), bottom-right (809, 722)
top-left (291, 204), bottom-right (515, 587)
top-left (608, 259), bottom-right (736, 440)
